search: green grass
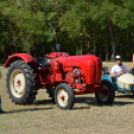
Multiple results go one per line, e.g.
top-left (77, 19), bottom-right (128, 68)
top-left (0, 63), bottom-right (134, 134)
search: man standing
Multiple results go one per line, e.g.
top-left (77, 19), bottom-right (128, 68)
top-left (110, 55), bottom-right (128, 78)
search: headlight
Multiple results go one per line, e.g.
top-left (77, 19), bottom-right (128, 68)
top-left (74, 69), bottom-right (80, 75)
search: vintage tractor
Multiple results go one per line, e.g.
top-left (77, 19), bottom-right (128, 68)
top-left (4, 45), bottom-right (115, 110)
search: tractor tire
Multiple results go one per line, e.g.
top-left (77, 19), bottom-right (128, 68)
top-left (46, 88), bottom-right (55, 103)
top-left (95, 80), bottom-right (115, 105)
top-left (6, 60), bottom-right (38, 104)
top-left (54, 83), bottom-right (75, 110)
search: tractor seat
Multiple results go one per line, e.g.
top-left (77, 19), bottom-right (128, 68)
top-left (35, 57), bottom-right (51, 68)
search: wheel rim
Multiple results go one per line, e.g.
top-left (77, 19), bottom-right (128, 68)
top-left (10, 69), bottom-right (26, 98)
top-left (57, 89), bottom-right (69, 107)
top-left (98, 84), bottom-right (109, 102)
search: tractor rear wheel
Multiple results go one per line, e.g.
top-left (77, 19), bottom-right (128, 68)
top-left (95, 80), bottom-right (115, 105)
top-left (6, 60), bottom-right (38, 104)
top-left (54, 83), bottom-right (75, 110)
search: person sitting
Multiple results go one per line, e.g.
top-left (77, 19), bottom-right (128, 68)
top-left (110, 55), bottom-right (128, 79)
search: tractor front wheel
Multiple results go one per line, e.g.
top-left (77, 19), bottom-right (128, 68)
top-left (54, 83), bottom-right (75, 110)
top-left (95, 80), bottom-right (115, 105)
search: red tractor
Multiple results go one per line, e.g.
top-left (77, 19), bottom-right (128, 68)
top-left (4, 45), bottom-right (115, 110)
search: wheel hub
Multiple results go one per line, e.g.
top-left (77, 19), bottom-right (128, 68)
top-left (98, 85), bottom-right (109, 102)
top-left (10, 69), bottom-right (26, 97)
top-left (57, 89), bottom-right (69, 107)
top-left (60, 95), bottom-right (65, 101)
top-left (14, 73), bottom-right (25, 93)
top-left (17, 80), bottom-right (21, 87)
top-left (102, 89), bottom-right (109, 97)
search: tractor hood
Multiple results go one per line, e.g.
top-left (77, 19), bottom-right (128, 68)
top-left (64, 55), bottom-right (97, 66)
top-left (53, 55), bottom-right (99, 66)
top-left (53, 55), bottom-right (102, 84)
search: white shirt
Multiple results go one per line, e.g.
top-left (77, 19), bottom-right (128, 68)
top-left (111, 65), bottom-right (128, 78)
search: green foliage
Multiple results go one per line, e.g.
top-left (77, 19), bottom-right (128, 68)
top-left (0, 0), bottom-right (134, 62)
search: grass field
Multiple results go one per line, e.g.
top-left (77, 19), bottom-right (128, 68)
top-left (0, 62), bottom-right (134, 134)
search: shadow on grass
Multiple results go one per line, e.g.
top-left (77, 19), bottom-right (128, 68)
top-left (33, 95), bottom-right (134, 109)
top-left (33, 99), bottom-right (55, 105)
top-left (75, 96), bottom-right (134, 107)
top-left (113, 101), bottom-right (134, 105)
top-left (1, 100), bottom-right (54, 114)
top-left (116, 94), bottom-right (134, 99)
top-left (2, 95), bottom-right (134, 114)
top-left (73, 106), bottom-right (90, 110)
top-left (1, 107), bottom-right (52, 114)
top-left (34, 99), bottom-right (91, 110)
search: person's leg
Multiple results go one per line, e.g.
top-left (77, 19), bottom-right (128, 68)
top-left (132, 68), bottom-right (134, 75)
top-left (0, 71), bottom-right (2, 79)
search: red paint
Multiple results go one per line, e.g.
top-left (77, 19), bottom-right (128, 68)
top-left (47, 52), bottom-right (69, 58)
top-left (17, 80), bottom-right (21, 87)
top-left (60, 96), bottom-right (65, 100)
top-left (74, 87), bottom-right (102, 95)
top-left (51, 60), bottom-right (63, 72)
top-left (5, 52), bottom-right (103, 95)
top-left (4, 53), bottom-right (37, 68)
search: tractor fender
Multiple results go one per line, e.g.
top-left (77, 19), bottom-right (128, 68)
top-left (4, 53), bottom-right (37, 68)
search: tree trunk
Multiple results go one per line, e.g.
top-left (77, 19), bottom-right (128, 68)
top-left (100, 43), bottom-right (101, 59)
top-left (90, 33), bottom-right (95, 55)
top-left (81, 36), bottom-right (84, 55)
top-left (48, 22), bottom-right (57, 45)
top-left (106, 53), bottom-right (108, 61)
top-left (88, 39), bottom-right (90, 54)
top-left (43, 44), bottom-right (45, 57)
top-left (81, 43), bottom-right (82, 55)
top-left (105, 34), bottom-right (109, 61)
top-left (25, 34), bottom-right (31, 54)
top-left (76, 44), bottom-right (77, 55)
top-left (109, 25), bottom-right (116, 61)
top-left (26, 44), bottom-right (30, 54)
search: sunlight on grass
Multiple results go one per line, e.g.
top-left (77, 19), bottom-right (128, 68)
top-left (0, 62), bottom-right (134, 134)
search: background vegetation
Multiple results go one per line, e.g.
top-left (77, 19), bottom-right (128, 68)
top-left (0, 0), bottom-right (134, 63)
